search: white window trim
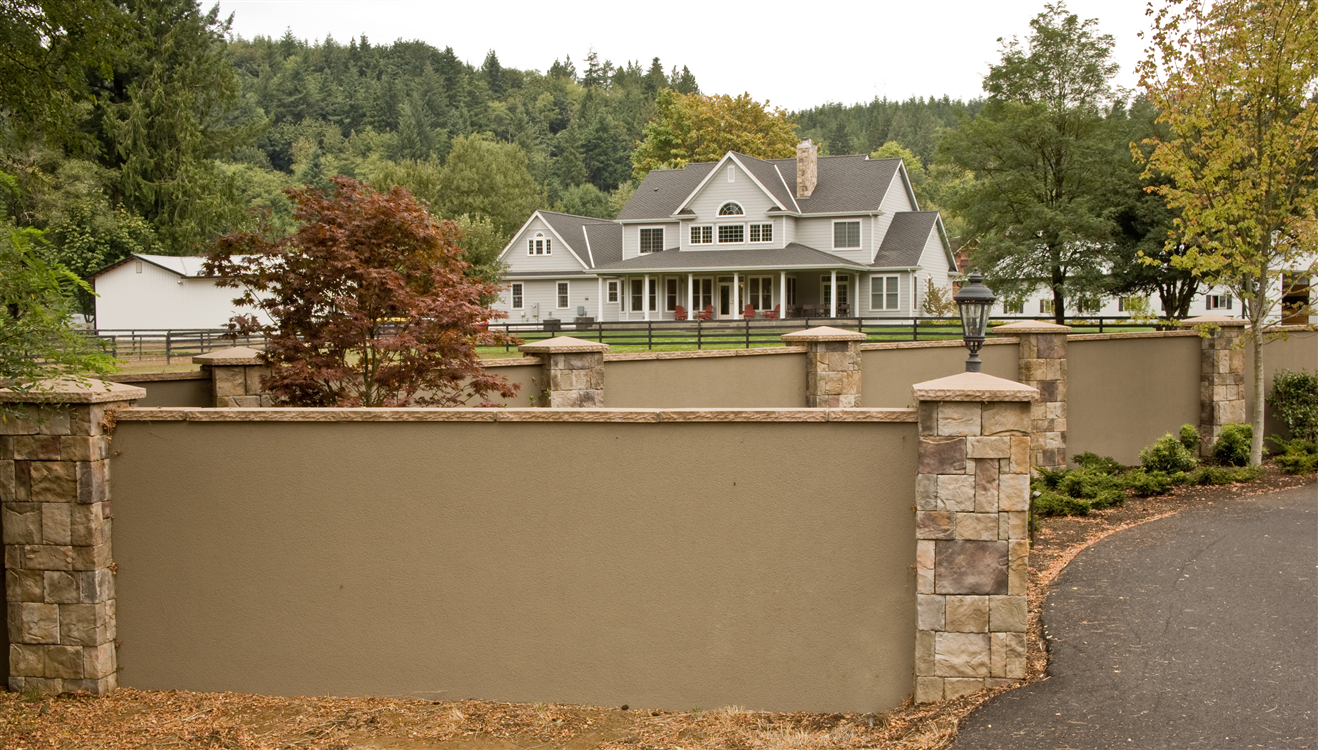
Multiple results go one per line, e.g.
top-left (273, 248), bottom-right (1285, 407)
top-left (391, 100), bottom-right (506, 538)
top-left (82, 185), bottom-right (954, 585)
top-left (716, 223), bottom-right (746, 244)
top-left (1206, 293), bottom-right (1233, 310)
top-left (718, 201), bottom-right (744, 216)
top-left (832, 219), bottom-right (862, 250)
top-left (821, 274), bottom-right (851, 306)
top-left (528, 232), bottom-right (552, 256)
top-left (748, 222), bottom-right (773, 244)
top-left (606, 280), bottom-right (619, 304)
top-left (639, 226), bottom-right (665, 254)
top-left (510, 283), bottom-right (524, 310)
top-left (556, 281), bottom-right (570, 309)
top-left (870, 274), bottom-right (900, 311)
top-left (690, 225), bottom-right (714, 245)
top-left (726, 165), bottom-right (735, 183)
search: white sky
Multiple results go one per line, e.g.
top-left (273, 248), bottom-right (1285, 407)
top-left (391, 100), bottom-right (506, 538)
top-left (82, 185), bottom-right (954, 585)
top-left (215, 0), bottom-right (1155, 112)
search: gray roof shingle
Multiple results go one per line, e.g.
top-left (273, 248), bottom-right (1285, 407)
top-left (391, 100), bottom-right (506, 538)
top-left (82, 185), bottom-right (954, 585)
top-left (537, 211), bottom-right (618, 268)
top-left (873, 212), bottom-right (940, 268)
top-left (616, 163), bottom-right (716, 221)
top-left (592, 243), bottom-right (869, 273)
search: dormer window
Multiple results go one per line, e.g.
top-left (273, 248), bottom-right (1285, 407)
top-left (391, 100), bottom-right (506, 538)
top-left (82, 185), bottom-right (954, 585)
top-left (718, 202), bottom-right (744, 216)
top-left (528, 233), bottom-right (551, 255)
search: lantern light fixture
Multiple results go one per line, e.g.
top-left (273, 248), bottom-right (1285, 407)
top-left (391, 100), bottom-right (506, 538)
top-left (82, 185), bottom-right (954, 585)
top-left (953, 270), bottom-right (997, 372)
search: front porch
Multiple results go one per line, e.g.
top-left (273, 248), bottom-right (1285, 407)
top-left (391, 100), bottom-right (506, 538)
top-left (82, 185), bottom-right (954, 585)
top-left (603, 269), bottom-right (862, 322)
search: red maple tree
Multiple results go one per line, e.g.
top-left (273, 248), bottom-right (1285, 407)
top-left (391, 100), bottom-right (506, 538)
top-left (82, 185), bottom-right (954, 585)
top-left (207, 176), bottom-right (519, 407)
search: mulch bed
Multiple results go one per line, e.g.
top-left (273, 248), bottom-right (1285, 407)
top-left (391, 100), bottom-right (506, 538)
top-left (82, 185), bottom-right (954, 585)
top-left (2, 466), bottom-right (1311, 750)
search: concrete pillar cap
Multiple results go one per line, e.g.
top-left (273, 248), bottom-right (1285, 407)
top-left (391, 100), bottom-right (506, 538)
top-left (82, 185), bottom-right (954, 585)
top-left (992, 320), bottom-right (1072, 334)
top-left (0, 377), bottom-right (146, 403)
top-left (1180, 315), bottom-right (1248, 327)
top-left (912, 372), bottom-right (1038, 402)
top-left (518, 336), bottom-right (610, 354)
top-left (193, 346), bottom-right (265, 366)
top-left (780, 326), bottom-right (867, 343)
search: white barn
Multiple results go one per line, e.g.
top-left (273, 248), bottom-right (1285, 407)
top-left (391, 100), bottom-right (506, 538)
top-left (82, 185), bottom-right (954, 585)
top-left (90, 254), bottom-right (268, 330)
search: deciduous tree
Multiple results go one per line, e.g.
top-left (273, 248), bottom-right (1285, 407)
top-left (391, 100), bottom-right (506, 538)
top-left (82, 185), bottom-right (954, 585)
top-left (207, 176), bottom-right (518, 407)
top-left (1137, 0), bottom-right (1318, 464)
top-left (631, 90), bottom-right (798, 179)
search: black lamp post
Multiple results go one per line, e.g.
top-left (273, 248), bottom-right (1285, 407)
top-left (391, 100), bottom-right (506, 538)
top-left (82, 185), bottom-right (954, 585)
top-left (953, 270), bottom-right (997, 372)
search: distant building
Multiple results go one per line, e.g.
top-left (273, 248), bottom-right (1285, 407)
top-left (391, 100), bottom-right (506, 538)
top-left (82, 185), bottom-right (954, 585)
top-left (90, 254), bottom-right (268, 330)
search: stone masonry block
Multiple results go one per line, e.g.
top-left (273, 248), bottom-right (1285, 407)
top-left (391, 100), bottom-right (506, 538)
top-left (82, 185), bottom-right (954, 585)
top-left (244, 366), bottom-right (269, 395)
top-left (991, 632), bottom-right (1027, 679)
top-left (77, 569), bottom-right (114, 604)
top-left (1000, 512), bottom-right (1027, 540)
top-left (918, 402), bottom-right (938, 435)
top-left (989, 595), bottom-right (1028, 632)
top-left (917, 594), bottom-right (946, 630)
top-left (84, 642), bottom-right (115, 679)
top-left (917, 511), bottom-right (955, 540)
top-left (71, 542), bottom-right (111, 571)
top-left (22, 544), bottom-right (74, 570)
top-left (916, 474), bottom-right (938, 511)
top-left (15, 435), bottom-right (62, 461)
top-left (938, 402), bottom-right (981, 437)
top-left (919, 437), bottom-right (966, 475)
top-left (16, 602), bottom-right (60, 643)
top-left (69, 404), bottom-right (108, 438)
top-left (30, 461), bottom-right (76, 503)
top-left (916, 630), bottom-right (937, 675)
top-left (59, 602), bottom-right (110, 646)
top-left (69, 503), bottom-right (108, 547)
top-left (1020, 358), bottom-right (1048, 381)
top-left (982, 402), bottom-right (1030, 435)
top-left (944, 678), bottom-right (987, 700)
top-left (2, 502), bottom-right (41, 544)
top-left (935, 632), bottom-right (991, 677)
top-left (7, 568), bottom-right (45, 602)
top-left (998, 473), bottom-right (1031, 512)
top-left (966, 436), bottom-right (1011, 459)
top-left (212, 367), bottom-right (247, 399)
top-left (937, 475), bottom-right (976, 512)
top-left (41, 503), bottom-right (71, 544)
top-left (956, 513), bottom-right (999, 541)
top-left (10, 643), bottom-right (45, 677)
top-left (1009, 437), bottom-right (1031, 474)
top-left (914, 677), bottom-right (944, 704)
top-left (76, 461), bottom-right (109, 504)
top-left (1008, 540), bottom-right (1029, 596)
top-left (936, 540), bottom-right (1009, 595)
top-left (976, 460), bottom-right (1000, 513)
top-left (45, 645), bottom-right (84, 679)
top-left (945, 595), bottom-right (988, 632)
top-left (0, 458), bottom-right (13, 499)
top-left (916, 540), bottom-right (936, 594)
top-left (1035, 333), bottom-right (1065, 359)
top-left (43, 571), bottom-right (79, 604)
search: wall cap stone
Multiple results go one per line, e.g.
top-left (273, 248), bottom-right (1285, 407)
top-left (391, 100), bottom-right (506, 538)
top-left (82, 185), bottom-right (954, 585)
top-left (519, 336), bottom-right (610, 354)
top-left (781, 326), bottom-right (868, 343)
top-left (992, 320), bottom-right (1073, 334)
top-left (862, 338), bottom-right (1019, 352)
top-left (1067, 330), bottom-right (1200, 341)
top-left (913, 373), bottom-right (1039, 403)
top-left (478, 357), bottom-right (543, 367)
top-left (108, 370), bottom-right (209, 383)
top-left (192, 346), bottom-right (265, 365)
top-left (1180, 315), bottom-right (1248, 327)
top-left (604, 346), bottom-right (805, 362)
top-left (0, 378), bottom-right (146, 404)
top-left (114, 406), bottom-right (919, 424)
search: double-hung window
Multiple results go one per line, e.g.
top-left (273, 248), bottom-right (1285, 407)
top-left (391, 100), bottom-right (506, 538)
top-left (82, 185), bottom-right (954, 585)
top-left (748, 277), bottom-right (773, 310)
top-left (630, 279), bottom-right (644, 312)
top-left (833, 221), bottom-right (861, 249)
top-left (718, 224), bottom-right (744, 243)
top-left (556, 282), bottom-right (569, 309)
top-left (690, 226), bottom-right (713, 245)
top-left (607, 280), bottom-right (619, 303)
top-left (1039, 299), bottom-right (1054, 315)
top-left (1206, 293), bottom-right (1233, 310)
top-left (640, 227), bottom-right (664, 254)
top-left (510, 283), bottom-right (523, 310)
top-left (1003, 300), bottom-right (1024, 315)
top-left (871, 275), bottom-right (899, 311)
top-left (665, 278), bottom-right (679, 311)
top-left (749, 223), bottom-right (773, 242)
top-left (528, 234), bottom-right (551, 255)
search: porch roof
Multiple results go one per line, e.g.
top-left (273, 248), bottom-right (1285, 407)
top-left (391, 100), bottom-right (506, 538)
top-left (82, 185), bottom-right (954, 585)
top-left (591, 243), bottom-right (870, 274)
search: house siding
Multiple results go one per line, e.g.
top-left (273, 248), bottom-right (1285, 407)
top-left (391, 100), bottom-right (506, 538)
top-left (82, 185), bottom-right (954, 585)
top-left (872, 172), bottom-right (916, 263)
top-left (864, 271), bottom-right (911, 316)
top-left (793, 216), bottom-right (871, 266)
top-left (622, 222), bottom-right (680, 260)
top-left (94, 261), bottom-right (266, 330)
top-left (504, 216), bottom-right (589, 273)
top-left (497, 278), bottom-right (598, 323)
top-left (679, 163), bottom-right (782, 252)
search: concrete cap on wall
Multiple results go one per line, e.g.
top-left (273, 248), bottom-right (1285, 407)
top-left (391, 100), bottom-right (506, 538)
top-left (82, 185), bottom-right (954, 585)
top-left (193, 346), bottom-right (265, 366)
top-left (1180, 314), bottom-right (1249, 327)
top-left (992, 320), bottom-right (1073, 334)
top-left (0, 377), bottom-right (146, 403)
top-left (518, 336), bottom-right (611, 354)
top-left (912, 372), bottom-right (1039, 403)
top-left (780, 326), bottom-right (868, 343)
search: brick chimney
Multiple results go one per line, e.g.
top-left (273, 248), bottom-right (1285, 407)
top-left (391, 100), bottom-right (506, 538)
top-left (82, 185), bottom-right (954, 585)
top-left (796, 139), bottom-right (817, 199)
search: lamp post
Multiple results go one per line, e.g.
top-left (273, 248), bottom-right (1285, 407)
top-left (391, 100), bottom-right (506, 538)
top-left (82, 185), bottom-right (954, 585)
top-left (953, 270), bottom-right (997, 372)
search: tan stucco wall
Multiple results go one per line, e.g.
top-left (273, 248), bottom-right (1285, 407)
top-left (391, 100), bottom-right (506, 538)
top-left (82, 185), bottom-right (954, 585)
top-left (605, 352), bottom-right (808, 408)
top-left (1244, 329), bottom-right (1318, 439)
top-left (109, 415), bottom-right (917, 712)
top-left (110, 373), bottom-right (212, 407)
top-left (1067, 336), bottom-right (1201, 465)
top-left (859, 342), bottom-right (1019, 408)
top-left (466, 362), bottom-right (540, 407)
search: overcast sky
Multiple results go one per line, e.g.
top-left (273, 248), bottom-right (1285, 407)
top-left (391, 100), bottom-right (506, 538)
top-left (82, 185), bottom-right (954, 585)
top-left (215, 0), bottom-right (1156, 112)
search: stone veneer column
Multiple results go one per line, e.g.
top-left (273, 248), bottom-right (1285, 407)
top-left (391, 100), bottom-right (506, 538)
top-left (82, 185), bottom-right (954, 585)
top-left (1181, 315), bottom-right (1248, 456)
top-left (194, 346), bottom-right (273, 407)
top-left (993, 321), bottom-right (1071, 471)
top-left (912, 372), bottom-right (1038, 703)
top-left (781, 326), bottom-right (867, 408)
top-left (2, 379), bottom-right (145, 696)
top-left (518, 337), bottom-right (609, 408)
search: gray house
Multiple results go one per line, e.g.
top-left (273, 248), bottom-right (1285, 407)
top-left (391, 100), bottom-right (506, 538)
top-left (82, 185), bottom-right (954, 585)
top-left (494, 140), bottom-right (958, 323)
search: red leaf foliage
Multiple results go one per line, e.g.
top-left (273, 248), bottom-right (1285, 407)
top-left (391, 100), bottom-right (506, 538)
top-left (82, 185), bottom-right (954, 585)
top-left (205, 176), bottom-right (519, 407)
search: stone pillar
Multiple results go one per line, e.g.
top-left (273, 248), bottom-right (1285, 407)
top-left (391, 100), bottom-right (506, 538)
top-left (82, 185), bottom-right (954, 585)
top-left (781, 326), bottom-right (867, 407)
top-left (912, 372), bottom-right (1038, 703)
top-left (1181, 315), bottom-right (1248, 455)
top-left (194, 347), bottom-right (272, 407)
top-left (2, 379), bottom-right (144, 696)
top-left (518, 337), bottom-right (609, 408)
top-left (994, 321), bottom-right (1071, 471)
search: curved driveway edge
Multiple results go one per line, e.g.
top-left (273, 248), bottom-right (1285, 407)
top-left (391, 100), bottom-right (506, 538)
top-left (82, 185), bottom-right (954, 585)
top-left (953, 483), bottom-right (1317, 749)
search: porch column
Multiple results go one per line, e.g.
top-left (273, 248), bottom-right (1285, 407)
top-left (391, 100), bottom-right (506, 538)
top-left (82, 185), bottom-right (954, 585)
top-left (912, 372), bottom-right (1037, 703)
top-left (780, 271), bottom-right (787, 317)
top-left (1181, 314), bottom-right (1248, 456)
top-left (830, 270), bottom-right (838, 318)
top-left (518, 337), bottom-right (609, 408)
top-left (994, 321), bottom-right (1071, 472)
top-left (687, 274), bottom-right (694, 317)
top-left (782, 326), bottom-right (866, 407)
top-left (733, 273), bottom-right (740, 317)
top-left (3, 378), bottom-right (146, 696)
top-left (597, 277), bottom-right (603, 320)
top-left (643, 275), bottom-right (650, 321)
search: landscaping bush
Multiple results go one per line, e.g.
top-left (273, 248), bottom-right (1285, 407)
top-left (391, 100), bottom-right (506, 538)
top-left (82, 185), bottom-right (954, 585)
top-left (1033, 489), bottom-right (1093, 517)
top-left (1073, 451), bottom-right (1124, 475)
top-left (1211, 423), bottom-right (1252, 466)
top-left (1056, 468), bottom-right (1126, 501)
top-left (1269, 436), bottom-right (1318, 475)
top-left (1188, 465), bottom-right (1262, 485)
top-left (1140, 430), bottom-right (1199, 473)
top-left (1179, 423), bottom-right (1201, 452)
top-left (1268, 369), bottom-right (1318, 442)
top-left (1123, 468), bottom-right (1188, 497)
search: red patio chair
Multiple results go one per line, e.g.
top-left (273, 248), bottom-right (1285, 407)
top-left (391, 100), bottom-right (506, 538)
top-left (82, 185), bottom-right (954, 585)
top-left (763, 304), bottom-right (780, 320)
top-left (697, 305), bottom-right (713, 320)
top-left (674, 304), bottom-right (688, 321)
top-left (743, 303), bottom-right (756, 319)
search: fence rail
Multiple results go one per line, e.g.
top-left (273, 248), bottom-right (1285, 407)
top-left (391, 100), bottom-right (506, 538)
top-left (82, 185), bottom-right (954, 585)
top-left (76, 329), bottom-right (267, 363)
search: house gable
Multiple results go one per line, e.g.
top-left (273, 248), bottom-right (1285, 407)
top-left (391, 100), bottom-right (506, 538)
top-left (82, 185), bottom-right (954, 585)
top-left (500, 211), bottom-right (591, 274)
top-left (673, 153), bottom-right (788, 217)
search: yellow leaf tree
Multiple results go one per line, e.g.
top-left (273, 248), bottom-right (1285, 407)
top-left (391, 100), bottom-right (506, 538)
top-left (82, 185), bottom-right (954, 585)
top-left (631, 90), bottom-right (799, 179)
top-left (1138, 0), bottom-right (1318, 464)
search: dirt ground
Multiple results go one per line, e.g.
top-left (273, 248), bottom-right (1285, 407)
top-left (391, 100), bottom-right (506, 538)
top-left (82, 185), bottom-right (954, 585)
top-left (2, 466), bottom-right (1312, 750)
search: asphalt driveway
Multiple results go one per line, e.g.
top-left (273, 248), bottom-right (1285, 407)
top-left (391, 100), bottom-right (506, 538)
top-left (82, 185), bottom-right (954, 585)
top-left (953, 482), bottom-right (1317, 749)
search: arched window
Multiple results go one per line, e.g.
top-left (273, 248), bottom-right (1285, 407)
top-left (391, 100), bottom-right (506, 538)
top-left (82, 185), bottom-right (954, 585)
top-left (718, 202), bottom-right (744, 216)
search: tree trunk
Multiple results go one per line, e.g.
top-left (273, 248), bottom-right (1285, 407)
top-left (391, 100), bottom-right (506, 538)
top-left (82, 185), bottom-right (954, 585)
top-left (1251, 325), bottom-right (1265, 466)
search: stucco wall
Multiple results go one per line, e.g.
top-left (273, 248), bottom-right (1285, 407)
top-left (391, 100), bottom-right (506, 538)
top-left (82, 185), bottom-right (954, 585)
top-left (109, 372), bottom-right (212, 407)
top-left (859, 340), bottom-right (1019, 408)
top-left (604, 351), bottom-right (808, 408)
top-left (109, 410), bottom-right (918, 712)
top-left (1244, 329), bottom-right (1318, 439)
top-left (1067, 334), bottom-right (1202, 465)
